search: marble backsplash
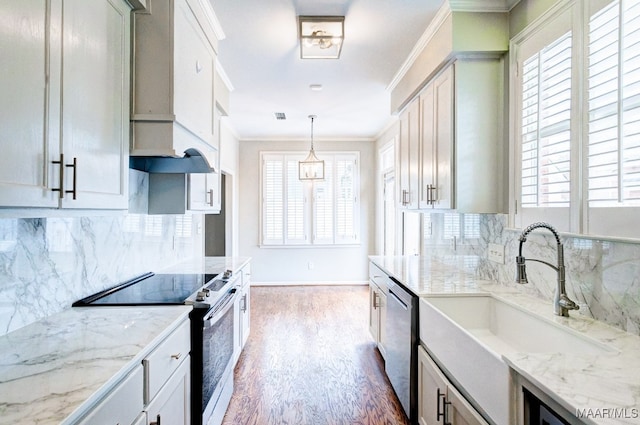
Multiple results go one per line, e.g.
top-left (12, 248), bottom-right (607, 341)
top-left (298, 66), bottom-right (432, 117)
top-left (0, 170), bottom-right (203, 336)
top-left (422, 213), bottom-right (640, 335)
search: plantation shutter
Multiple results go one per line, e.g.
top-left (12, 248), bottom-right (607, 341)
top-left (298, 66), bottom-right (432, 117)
top-left (335, 155), bottom-right (358, 243)
top-left (313, 160), bottom-right (334, 243)
top-left (513, 6), bottom-right (575, 231)
top-left (285, 156), bottom-right (307, 244)
top-left (262, 154), bottom-right (284, 244)
top-left (586, 0), bottom-right (640, 238)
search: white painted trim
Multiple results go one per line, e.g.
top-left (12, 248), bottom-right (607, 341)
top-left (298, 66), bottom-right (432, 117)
top-left (239, 136), bottom-right (375, 143)
top-left (449, 0), bottom-right (521, 12)
top-left (386, 2), bottom-right (452, 93)
top-left (251, 281), bottom-right (368, 287)
top-left (198, 0), bottom-right (225, 40)
top-left (215, 58), bottom-right (234, 91)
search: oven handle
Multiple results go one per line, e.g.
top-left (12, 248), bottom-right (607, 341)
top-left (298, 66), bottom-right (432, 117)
top-left (203, 287), bottom-right (238, 327)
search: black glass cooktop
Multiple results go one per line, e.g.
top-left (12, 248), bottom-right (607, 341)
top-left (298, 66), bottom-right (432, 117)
top-left (73, 273), bottom-right (218, 306)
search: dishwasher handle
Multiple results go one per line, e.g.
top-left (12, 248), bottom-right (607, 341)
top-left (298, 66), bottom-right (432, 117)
top-left (389, 288), bottom-right (409, 310)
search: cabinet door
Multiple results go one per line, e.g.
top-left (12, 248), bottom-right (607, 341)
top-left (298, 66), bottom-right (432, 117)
top-left (419, 83), bottom-right (436, 209)
top-left (188, 173), bottom-right (220, 212)
top-left (240, 284), bottom-right (250, 348)
top-left (368, 282), bottom-right (380, 342)
top-left (398, 98), bottom-right (420, 209)
top-left (146, 357), bottom-right (190, 425)
top-left (433, 66), bottom-right (454, 210)
top-left (60, 0), bottom-right (130, 209)
top-left (0, 0), bottom-right (59, 207)
top-left (173, 0), bottom-right (215, 146)
top-left (418, 345), bottom-right (447, 425)
top-left (378, 290), bottom-right (387, 359)
top-left (447, 383), bottom-right (489, 425)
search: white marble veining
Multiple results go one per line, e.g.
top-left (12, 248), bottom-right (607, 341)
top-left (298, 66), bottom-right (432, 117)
top-left (162, 256), bottom-right (251, 276)
top-left (0, 212), bottom-right (203, 336)
top-left (0, 306), bottom-right (191, 425)
top-left (420, 213), bottom-right (640, 335)
top-left (370, 255), bottom-right (640, 424)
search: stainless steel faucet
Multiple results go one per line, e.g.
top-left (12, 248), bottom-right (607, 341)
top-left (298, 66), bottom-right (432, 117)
top-left (515, 222), bottom-right (580, 317)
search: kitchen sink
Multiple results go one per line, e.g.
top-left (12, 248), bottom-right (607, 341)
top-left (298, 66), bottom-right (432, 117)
top-left (419, 294), bottom-right (614, 425)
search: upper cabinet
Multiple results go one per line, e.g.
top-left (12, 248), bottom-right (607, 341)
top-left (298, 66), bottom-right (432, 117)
top-left (393, 5), bottom-right (509, 213)
top-left (0, 0), bottom-right (132, 210)
top-left (131, 0), bottom-right (223, 169)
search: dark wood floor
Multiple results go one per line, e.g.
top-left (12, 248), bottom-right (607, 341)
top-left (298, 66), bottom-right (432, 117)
top-left (222, 285), bottom-right (409, 425)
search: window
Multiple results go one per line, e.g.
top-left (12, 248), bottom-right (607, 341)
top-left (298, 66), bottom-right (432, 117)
top-left (512, 0), bottom-right (640, 239)
top-left (261, 152), bottom-right (360, 246)
top-left (512, 3), bottom-right (576, 231)
top-left (586, 0), bottom-right (640, 238)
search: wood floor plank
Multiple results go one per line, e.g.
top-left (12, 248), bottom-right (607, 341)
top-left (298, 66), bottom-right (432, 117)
top-left (222, 285), bottom-right (409, 425)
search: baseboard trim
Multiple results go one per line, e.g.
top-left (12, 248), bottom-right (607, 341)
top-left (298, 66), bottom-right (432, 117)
top-left (251, 281), bottom-right (368, 287)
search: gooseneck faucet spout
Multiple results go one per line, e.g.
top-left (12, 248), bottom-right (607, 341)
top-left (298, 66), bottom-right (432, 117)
top-left (516, 222), bottom-right (580, 317)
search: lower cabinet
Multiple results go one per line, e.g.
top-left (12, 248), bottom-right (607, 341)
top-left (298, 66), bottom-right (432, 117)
top-left (76, 365), bottom-right (144, 425)
top-left (418, 345), bottom-right (488, 425)
top-left (145, 358), bottom-right (190, 425)
top-left (368, 280), bottom-right (387, 359)
top-left (234, 263), bottom-right (251, 364)
top-left (369, 262), bottom-right (388, 359)
top-left (143, 319), bottom-right (191, 425)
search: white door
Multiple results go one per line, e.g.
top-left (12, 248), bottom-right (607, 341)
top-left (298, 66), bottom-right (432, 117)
top-left (383, 172), bottom-right (396, 256)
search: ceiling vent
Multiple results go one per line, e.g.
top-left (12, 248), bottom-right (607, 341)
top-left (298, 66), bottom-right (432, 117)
top-left (274, 112), bottom-right (286, 120)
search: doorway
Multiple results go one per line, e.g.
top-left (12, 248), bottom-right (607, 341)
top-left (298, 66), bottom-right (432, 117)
top-left (205, 173), bottom-right (226, 256)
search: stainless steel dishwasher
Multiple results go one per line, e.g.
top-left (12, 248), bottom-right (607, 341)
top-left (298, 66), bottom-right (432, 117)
top-left (385, 277), bottom-right (418, 424)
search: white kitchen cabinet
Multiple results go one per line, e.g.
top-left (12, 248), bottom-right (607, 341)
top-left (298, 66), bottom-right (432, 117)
top-left (368, 262), bottom-right (388, 359)
top-left (131, 0), bottom-right (221, 169)
top-left (0, 0), bottom-right (131, 210)
top-left (234, 263), bottom-right (251, 364)
top-left (145, 356), bottom-right (190, 425)
top-left (397, 58), bottom-right (505, 213)
top-left (143, 319), bottom-right (191, 425)
top-left (419, 67), bottom-right (453, 210)
top-left (188, 172), bottom-right (221, 213)
top-left (418, 345), bottom-right (488, 425)
top-left (240, 263), bottom-right (251, 349)
top-left (398, 97), bottom-right (421, 209)
top-left (76, 365), bottom-right (144, 425)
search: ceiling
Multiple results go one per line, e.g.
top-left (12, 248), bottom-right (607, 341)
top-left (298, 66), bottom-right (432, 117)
top-left (209, 0), bottom-right (446, 142)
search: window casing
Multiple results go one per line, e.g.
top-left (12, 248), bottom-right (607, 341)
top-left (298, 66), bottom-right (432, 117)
top-left (261, 152), bottom-right (360, 246)
top-left (511, 0), bottom-right (640, 239)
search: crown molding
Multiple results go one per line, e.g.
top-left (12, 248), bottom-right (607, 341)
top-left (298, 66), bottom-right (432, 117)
top-left (386, 1), bottom-right (451, 93)
top-left (215, 58), bottom-right (234, 92)
top-left (449, 0), bottom-right (521, 12)
top-left (199, 0), bottom-right (226, 40)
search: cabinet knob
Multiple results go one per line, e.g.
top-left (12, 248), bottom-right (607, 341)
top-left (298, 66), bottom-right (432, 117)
top-left (150, 414), bottom-right (161, 425)
top-left (170, 353), bottom-right (182, 360)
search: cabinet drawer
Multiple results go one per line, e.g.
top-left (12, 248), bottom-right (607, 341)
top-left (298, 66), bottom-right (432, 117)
top-left (144, 320), bottom-right (190, 404)
top-left (77, 365), bottom-right (143, 425)
top-left (369, 262), bottom-right (388, 290)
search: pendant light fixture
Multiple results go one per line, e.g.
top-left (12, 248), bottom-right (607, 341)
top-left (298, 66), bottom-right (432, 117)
top-left (299, 115), bottom-right (324, 180)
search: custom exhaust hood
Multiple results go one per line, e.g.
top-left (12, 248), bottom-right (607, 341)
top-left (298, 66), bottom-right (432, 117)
top-left (129, 148), bottom-right (217, 174)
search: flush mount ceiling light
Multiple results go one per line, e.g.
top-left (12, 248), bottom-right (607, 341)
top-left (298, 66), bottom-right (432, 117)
top-left (298, 16), bottom-right (344, 59)
top-left (299, 115), bottom-right (324, 180)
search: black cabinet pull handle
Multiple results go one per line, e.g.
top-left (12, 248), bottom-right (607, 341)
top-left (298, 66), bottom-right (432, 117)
top-left (150, 414), bottom-right (161, 425)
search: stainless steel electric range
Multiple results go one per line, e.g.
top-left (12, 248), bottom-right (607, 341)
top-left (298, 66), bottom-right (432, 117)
top-left (73, 271), bottom-right (239, 425)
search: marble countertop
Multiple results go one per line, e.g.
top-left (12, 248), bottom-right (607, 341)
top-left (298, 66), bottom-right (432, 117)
top-left (160, 256), bottom-right (251, 277)
top-left (0, 256), bottom-right (251, 425)
top-left (369, 255), bottom-right (640, 425)
top-left (0, 306), bottom-right (191, 425)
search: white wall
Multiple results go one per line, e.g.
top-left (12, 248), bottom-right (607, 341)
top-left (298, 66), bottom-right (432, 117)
top-left (238, 139), bottom-right (376, 284)
top-left (219, 117), bottom-right (240, 256)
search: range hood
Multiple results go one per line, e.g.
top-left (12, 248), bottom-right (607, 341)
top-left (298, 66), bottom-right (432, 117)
top-left (129, 148), bottom-right (216, 173)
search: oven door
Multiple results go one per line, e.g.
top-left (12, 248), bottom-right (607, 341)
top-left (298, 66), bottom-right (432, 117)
top-left (201, 287), bottom-right (238, 425)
